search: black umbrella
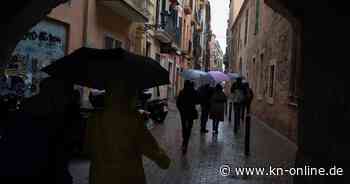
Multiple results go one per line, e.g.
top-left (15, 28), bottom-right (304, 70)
top-left (41, 47), bottom-right (170, 90)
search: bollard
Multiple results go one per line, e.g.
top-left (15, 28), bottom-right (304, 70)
top-left (244, 115), bottom-right (251, 157)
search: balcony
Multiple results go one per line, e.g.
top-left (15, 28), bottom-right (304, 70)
top-left (98, 0), bottom-right (148, 22)
top-left (155, 9), bottom-right (177, 44)
top-left (155, 29), bottom-right (173, 43)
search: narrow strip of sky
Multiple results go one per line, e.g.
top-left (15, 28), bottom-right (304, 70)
top-left (209, 0), bottom-right (230, 54)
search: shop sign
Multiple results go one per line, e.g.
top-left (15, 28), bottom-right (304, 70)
top-left (7, 20), bottom-right (67, 97)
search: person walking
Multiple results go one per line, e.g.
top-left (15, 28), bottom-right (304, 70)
top-left (18, 77), bottom-right (76, 184)
top-left (209, 84), bottom-right (227, 135)
top-left (85, 80), bottom-right (171, 184)
top-left (231, 77), bottom-right (245, 134)
top-left (176, 80), bottom-right (200, 154)
top-left (197, 83), bottom-right (214, 133)
top-left (241, 82), bottom-right (254, 120)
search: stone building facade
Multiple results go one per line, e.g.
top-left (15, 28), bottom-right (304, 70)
top-left (228, 0), bottom-right (301, 142)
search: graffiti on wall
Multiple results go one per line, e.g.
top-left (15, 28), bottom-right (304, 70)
top-left (7, 20), bottom-right (67, 97)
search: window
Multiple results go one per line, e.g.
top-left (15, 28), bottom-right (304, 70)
top-left (168, 62), bottom-right (173, 82)
top-left (289, 29), bottom-right (300, 105)
top-left (269, 65), bottom-right (275, 98)
top-left (239, 57), bottom-right (243, 74)
top-left (267, 60), bottom-right (277, 104)
top-left (244, 9), bottom-right (249, 45)
top-left (255, 0), bottom-right (260, 34)
top-left (258, 53), bottom-right (264, 99)
top-left (105, 36), bottom-right (122, 49)
top-left (252, 57), bottom-right (256, 92)
top-left (237, 23), bottom-right (241, 51)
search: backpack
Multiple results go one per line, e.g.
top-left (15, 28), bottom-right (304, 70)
top-left (233, 88), bottom-right (244, 103)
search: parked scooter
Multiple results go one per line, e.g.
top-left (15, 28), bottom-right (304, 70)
top-left (147, 98), bottom-right (168, 124)
top-left (136, 90), bottom-right (168, 125)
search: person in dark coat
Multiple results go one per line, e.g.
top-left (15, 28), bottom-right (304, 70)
top-left (0, 77), bottom-right (75, 184)
top-left (241, 82), bottom-right (254, 119)
top-left (176, 80), bottom-right (199, 154)
top-left (209, 84), bottom-right (227, 134)
top-left (0, 112), bottom-right (50, 184)
top-left (230, 77), bottom-right (245, 133)
top-left (21, 77), bottom-right (76, 184)
top-left (197, 84), bottom-right (214, 133)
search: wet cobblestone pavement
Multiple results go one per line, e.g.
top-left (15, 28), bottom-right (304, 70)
top-left (70, 103), bottom-right (297, 184)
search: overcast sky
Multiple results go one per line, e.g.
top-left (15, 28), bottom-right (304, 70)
top-left (210, 0), bottom-right (230, 54)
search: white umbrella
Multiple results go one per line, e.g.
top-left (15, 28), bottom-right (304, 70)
top-left (180, 69), bottom-right (208, 80)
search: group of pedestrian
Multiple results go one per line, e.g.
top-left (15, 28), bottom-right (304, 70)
top-left (1, 72), bottom-right (254, 183)
top-left (230, 77), bottom-right (254, 133)
top-left (176, 77), bottom-right (254, 154)
top-left (176, 80), bottom-right (228, 154)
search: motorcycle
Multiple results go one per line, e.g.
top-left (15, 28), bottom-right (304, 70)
top-left (146, 98), bottom-right (168, 124)
top-left (137, 90), bottom-right (168, 125)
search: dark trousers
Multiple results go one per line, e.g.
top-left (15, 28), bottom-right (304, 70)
top-left (241, 102), bottom-right (247, 121)
top-left (180, 113), bottom-right (194, 148)
top-left (212, 119), bottom-right (219, 132)
top-left (228, 102), bottom-right (233, 122)
top-left (200, 106), bottom-right (209, 131)
top-left (241, 102), bottom-right (252, 121)
top-left (234, 103), bottom-right (242, 133)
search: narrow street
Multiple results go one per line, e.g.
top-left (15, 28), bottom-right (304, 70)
top-left (70, 103), bottom-right (297, 184)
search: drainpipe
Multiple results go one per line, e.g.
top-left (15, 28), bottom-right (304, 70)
top-left (83, 0), bottom-right (89, 46)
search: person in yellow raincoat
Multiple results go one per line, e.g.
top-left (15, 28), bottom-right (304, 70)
top-left (85, 81), bottom-right (171, 184)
